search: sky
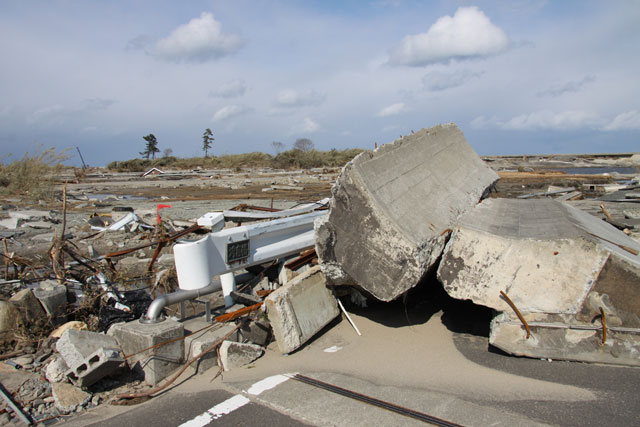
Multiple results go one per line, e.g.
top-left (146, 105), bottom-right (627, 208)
top-left (1, 0), bottom-right (639, 166)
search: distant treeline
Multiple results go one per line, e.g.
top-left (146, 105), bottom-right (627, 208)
top-left (106, 148), bottom-right (366, 172)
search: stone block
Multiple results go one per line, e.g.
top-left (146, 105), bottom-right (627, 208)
top-left (9, 289), bottom-right (46, 323)
top-left (184, 321), bottom-right (238, 374)
top-left (315, 123), bottom-right (498, 301)
top-left (56, 329), bottom-right (120, 369)
top-left (0, 301), bottom-right (20, 332)
top-left (438, 198), bottom-right (640, 366)
top-left (219, 340), bottom-right (264, 371)
top-left (266, 266), bottom-right (339, 353)
top-left (108, 319), bottom-right (184, 385)
top-left (239, 318), bottom-right (271, 346)
top-left (33, 280), bottom-right (67, 322)
top-left (66, 347), bottom-right (124, 388)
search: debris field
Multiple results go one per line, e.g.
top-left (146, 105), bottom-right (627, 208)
top-left (0, 123), bottom-right (639, 425)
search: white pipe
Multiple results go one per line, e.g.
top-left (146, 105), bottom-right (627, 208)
top-left (221, 272), bottom-right (236, 308)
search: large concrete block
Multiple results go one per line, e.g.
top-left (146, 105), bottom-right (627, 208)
top-left (438, 198), bottom-right (640, 366)
top-left (266, 266), bottom-right (339, 353)
top-left (315, 123), bottom-right (498, 301)
top-left (56, 329), bottom-right (120, 369)
top-left (108, 319), bottom-right (184, 385)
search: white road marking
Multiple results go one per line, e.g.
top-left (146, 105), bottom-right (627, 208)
top-left (245, 374), bottom-right (290, 396)
top-left (179, 374), bottom-right (291, 426)
top-left (323, 345), bottom-right (342, 353)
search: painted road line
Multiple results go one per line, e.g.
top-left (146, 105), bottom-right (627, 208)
top-left (179, 374), bottom-right (292, 427)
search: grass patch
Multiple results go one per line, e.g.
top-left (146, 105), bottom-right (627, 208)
top-left (0, 146), bottom-right (68, 199)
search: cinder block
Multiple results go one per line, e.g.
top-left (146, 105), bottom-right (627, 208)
top-left (266, 266), bottom-right (339, 353)
top-left (66, 347), bottom-right (124, 388)
top-left (56, 329), bottom-right (120, 369)
top-left (108, 319), bottom-right (184, 385)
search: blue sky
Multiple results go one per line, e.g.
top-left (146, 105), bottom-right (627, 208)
top-left (1, 0), bottom-right (638, 166)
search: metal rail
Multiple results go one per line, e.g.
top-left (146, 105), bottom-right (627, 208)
top-left (289, 374), bottom-right (463, 427)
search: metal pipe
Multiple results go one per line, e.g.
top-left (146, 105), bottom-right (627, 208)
top-left (142, 272), bottom-right (253, 323)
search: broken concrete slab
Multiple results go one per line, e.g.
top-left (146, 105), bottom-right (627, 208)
top-left (45, 357), bottom-right (69, 383)
top-left (266, 266), bottom-right (339, 353)
top-left (9, 210), bottom-right (51, 221)
top-left (438, 198), bottom-right (640, 366)
top-left (56, 329), bottom-right (120, 369)
top-left (108, 319), bottom-right (184, 385)
top-left (219, 340), bottom-right (263, 371)
top-left (239, 318), bottom-right (271, 347)
top-left (315, 123), bottom-right (498, 301)
top-left (33, 280), bottom-right (67, 321)
top-left (66, 347), bottom-right (124, 388)
top-left (51, 382), bottom-right (91, 414)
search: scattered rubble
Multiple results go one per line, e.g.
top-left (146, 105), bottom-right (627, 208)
top-left (0, 128), bottom-right (637, 423)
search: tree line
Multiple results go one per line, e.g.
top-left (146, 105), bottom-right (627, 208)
top-left (139, 129), bottom-right (316, 160)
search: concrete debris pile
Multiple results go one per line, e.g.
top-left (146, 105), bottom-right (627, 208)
top-left (315, 123), bottom-right (499, 301)
top-left (315, 123), bottom-right (640, 367)
top-left (0, 191), bottom-right (337, 422)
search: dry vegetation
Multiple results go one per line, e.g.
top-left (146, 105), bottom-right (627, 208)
top-left (106, 148), bottom-right (366, 172)
top-left (0, 146), bottom-right (69, 200)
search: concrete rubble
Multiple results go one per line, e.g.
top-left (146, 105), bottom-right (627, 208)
top-left (315, 123), bottom-right (499, 301)
top-left (219, 340), bottom-right (264, 371)
top-left (438, 198), bottom-right (640, 365)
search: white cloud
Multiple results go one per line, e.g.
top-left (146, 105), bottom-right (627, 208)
top-left (290, 117), bottom-right (320, 134)
top-left (275, 89), bottom-right (325, 108)
top-left (423, 69), bottom-right (483, 91)
top-left (82, 98), bottom-right (116, 111)
top-left (603, 110), bottom-right (640, 131)
top-left (472, 110), bottom-right (603, 131)
top-left (390, 7), bottom-right (509, 66)
top-left (537, 75), bottom-right (596, 97)
top-left (154, 12), bottom-right (243, 62)
top-left (209, 79), bottom-right (246, 98)
top-left (212, 105), bottom-right (249, 121)
top-left (27, 105), bottom-right (66, 125)
top-left (376, 102), bottom-right (407, 117)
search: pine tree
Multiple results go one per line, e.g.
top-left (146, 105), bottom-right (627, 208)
top-left (202, 128), bottom-right (214, 157)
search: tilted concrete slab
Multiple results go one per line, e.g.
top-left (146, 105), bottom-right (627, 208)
top-left (315, 123), bottom-right (498, 301)
top-left (438, 198), bottom-right (640, 366)
top-left (266, 266), bottom-right (339, 353)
